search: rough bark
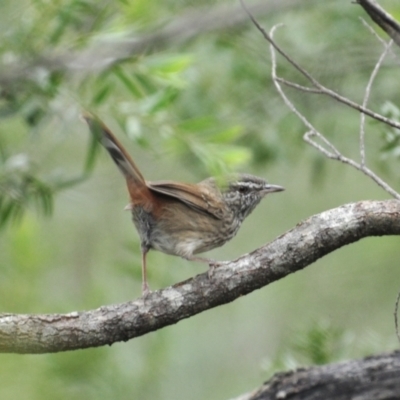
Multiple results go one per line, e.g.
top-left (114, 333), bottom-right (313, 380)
top-left (0, 200), bottom-right (399, 354)
top-left (357, 0), bottom-right (400, 47)
top-left (233, 350), bottom-right (400, 400)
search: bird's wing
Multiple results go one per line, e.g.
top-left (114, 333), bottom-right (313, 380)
top-left (83, 112), bottom-right (225, 218)
top-left (148, 180), bottom-right (224, 220)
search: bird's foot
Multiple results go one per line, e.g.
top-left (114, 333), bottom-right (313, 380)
top-left (207, 260), bottom-right (221, 280)
top-left (142, 282), bottom-right (151, 298)
top-left (184, 255), bottom-right (221, 280)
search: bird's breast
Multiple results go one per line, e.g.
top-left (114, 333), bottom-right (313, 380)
top-left (129, 201), bottom-right (241, 258)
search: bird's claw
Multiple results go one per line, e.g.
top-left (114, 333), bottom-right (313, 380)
top-left (207, 260), bottom-right (220, 280)
top-left (142, 283), bottom-right (151, 298)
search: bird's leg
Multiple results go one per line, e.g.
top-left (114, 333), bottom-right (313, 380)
top-left (141, 247), bottom-right (150, 296)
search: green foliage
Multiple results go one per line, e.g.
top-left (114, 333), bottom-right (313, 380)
top-left (171, 116), bottom-right (251, 176)
top-left (261, 320), bottom-right (347, 379)
top-left (379, 101), bottom-right (400, 157)
top-left (292, 320), bottom-right (344, 365)
top-left (0, 153), bottom-right (53, 228)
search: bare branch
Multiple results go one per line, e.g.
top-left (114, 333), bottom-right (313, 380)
top-left (361, 16), bottom-right (388, 46)
top-left (304, 131), bottom-right (351, 161)
top-left (237, 350), bottom-right (400, 400)
top-left (360, 17), bottom-right (400, 66)
top-left (240, 5), bottom-right (400, 198)
top-left (356, 0), bottom-right (400, 47)
top-left (268, 26), bottom-right (400, 198)
top-left (0, 200), bottom-right (400, 354)
top-left (240, 0), bottom-right (400, 131)
top-left (275, 78), bottom-right (323, 94)
top-left (303, 131), bottom-right (399, 198)
top-left (395, 289), bottom-right (400, 344)
top-left (359, 39), bottom-right (393, 166)
top-left (240, 1), bottom-right (321, 87)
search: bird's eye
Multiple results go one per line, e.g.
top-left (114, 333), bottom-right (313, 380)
top-left (238, 186), bottom-right (249, 194)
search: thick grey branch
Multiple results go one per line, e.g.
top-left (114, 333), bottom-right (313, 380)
top-left (0, 200), bottom-right (399, 354)
top-left (234, 350), bottom-right (400, 400)
top-left (357, 0), bottom-right (400, 47)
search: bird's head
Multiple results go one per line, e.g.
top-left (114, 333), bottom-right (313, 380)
top-left (221, 173), bottom-right (284, 221)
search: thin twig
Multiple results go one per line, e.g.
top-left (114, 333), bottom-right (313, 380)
top-left (360, 16), bottom-right (400, 68)
top-left (269, 26), bottom-right (374, 172)
top-left (361, 16), bottom-right (388, 46)
top-left (356, 0), bottom-right (400, 47)
top-left (275, 78), bottom-right (323, 94)
top-left (358, 166), bottom-right (400, 199)
top-left (269, 25), bottom-right (342, 159)
top-left (304, 133), bottom-right (400, 198)
top-left (395, 289), bottom-right (400, 344)
top-left (240, 0), bottom-right (400, 131)
top-left (242, 2), bottom-right (400, 199)
top-left (359, 39), bottom-right (393, 166)
top-left (304, 131), bottom-right (354, 163)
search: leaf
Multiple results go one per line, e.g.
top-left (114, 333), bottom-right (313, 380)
top-left (146, 54), bottom-right (193, 75)
top-left (92, 83), bottom-right (112, 105)
top-left (216, 145), bottom-right (252, 167)
top-left (178, 116), bottom-right (216, 133)
top-left (381, 101), bottom-right (400, 121)
top-left (141, 88), bottom-right (179, 114)
top-left (83, 128), bottom-right (101, 174)
top-left (210, 125), bottom-right (243, 144)
top-left (0, 200), bottom-right (18, 228)
top-left (113, 66), bottom-right (145, 98)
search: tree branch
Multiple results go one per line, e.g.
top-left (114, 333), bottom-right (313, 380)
top-left (359, 37), bottom-right (393, 167)
top-left (234, 350), bottom-right (400, 400)
top-left (1, 200), bottom-right (400, 354)
top-left (266, 24), bottom-right (400, 199)
top-left (240, 3), bottom-right (400, 199)
top-left (239, 0), bottom-right (400, 131)
top-left (356, 0), bottom-right (400, 47)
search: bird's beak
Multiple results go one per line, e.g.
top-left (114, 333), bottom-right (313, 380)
top-left (262, 184), bottom-right (285, 194)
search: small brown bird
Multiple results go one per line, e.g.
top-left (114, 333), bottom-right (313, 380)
top-left (83, 113), bottom-right (284, 295)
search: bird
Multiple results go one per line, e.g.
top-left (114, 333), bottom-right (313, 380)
top-left (82, 112), bottom-right (284, 295)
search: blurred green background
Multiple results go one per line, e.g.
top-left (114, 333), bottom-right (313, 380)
top-left (1, 0), bottom-right (400, 399)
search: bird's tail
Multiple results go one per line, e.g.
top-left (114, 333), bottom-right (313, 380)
top-left (82, 112), bottom-right (146, 188)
